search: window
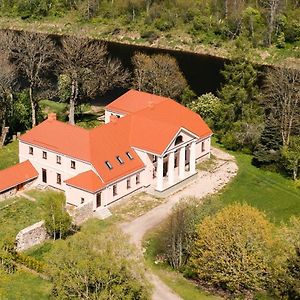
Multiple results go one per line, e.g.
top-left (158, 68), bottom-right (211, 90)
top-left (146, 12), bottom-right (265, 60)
top-left (105, 161), bottom-right (113, 170)
top-left (201, 141), bottom-right (205, 152)
top-left (42, 151), bottom-right (47, 159)
top-left (126, 152), bottom-right (133, 160)
top-left (175, 135), bottom-right (183, 145)
top-left (42, 168), bottom-right (47, 183)
top-left (29, 147), bottom-right (33, 155)
top-left (152, 155), bottom-right (157, 163)
top-left (81, 197), bottom-right (85, 204)
top-left (127, 178), bottom-right (131, 189)
top-left (116, 156), bottom-right (124, 164)
top-left (71, 160), bottom-right (76, 169)
top-left (57, 173), bottom-right (61, 185)
top-left (56, 155), bottom-right (61, 164)
top-left (136, 174), bottom-right (140, 184)
top-left (113, 184), bottom-right (117, 196)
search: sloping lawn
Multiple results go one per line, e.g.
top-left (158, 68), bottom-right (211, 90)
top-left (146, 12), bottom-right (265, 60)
top-left (0, 141), bottom-right (18, 170)
top-left (215, 152), bottom-right (300, 223)
top-left (0, 197), bottom-right (45, 242)
top-left (0, 270), bottom-right (51, 300)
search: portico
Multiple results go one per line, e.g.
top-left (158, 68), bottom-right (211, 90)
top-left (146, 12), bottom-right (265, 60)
top-left (155, 140), bottom-right (197, 192)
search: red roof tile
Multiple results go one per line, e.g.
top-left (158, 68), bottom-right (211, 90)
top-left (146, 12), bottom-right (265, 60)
top-left (106, 90), bottom-right (165, 114)
top-left (65, 170), bottom-right (105, 193)
top-left (0, 160), bottom-right (38, 193)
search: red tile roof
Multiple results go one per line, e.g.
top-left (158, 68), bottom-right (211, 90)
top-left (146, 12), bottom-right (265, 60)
top-left (19, 119), bottom-right (91, 162)
top-left (0, 160), bottom-right (38, 193)
top-left (19, 90), bottom-right (212, 189)
top-left (105, 90), bottom-right (165, 114)
top-left (65, 170), bottom-right (105, 193)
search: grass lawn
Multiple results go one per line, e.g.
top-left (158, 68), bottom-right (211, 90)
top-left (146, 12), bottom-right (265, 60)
top-left (213, 152), bottom-right (300, 224)
top-left (0, 190), bottom-right (64, 242)
top-left (0, 141), bottom-right (18, 170)
top-left (0, 270), bottom-right (52, 300)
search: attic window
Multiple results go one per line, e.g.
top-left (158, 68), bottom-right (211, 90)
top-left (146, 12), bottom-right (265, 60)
top-left (105, 161), bottom-right (113, 170)
top-left (126, 152), bottom-right (134, 160)
top-left (116, 156), bottom-right (124, 164)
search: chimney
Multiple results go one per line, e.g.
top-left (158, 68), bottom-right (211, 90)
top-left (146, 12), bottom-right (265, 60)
top-left (110, 115), bottom-right (118, 124)
top-left (48, 113), bottom-right (57, 121)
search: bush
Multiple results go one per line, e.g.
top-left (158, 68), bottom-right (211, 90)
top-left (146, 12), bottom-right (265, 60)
top-left (46, 223), bottom-right (150, 299)
top-left (189, 203), bottom-right (288, 296)
top-left (15, 253), bottom-right (45, 273)
top-left (159, 197), bottom-right (224, 270)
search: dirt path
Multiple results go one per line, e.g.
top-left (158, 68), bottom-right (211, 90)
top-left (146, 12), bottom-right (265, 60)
top-left (121, 147), bottom-right (238, 300)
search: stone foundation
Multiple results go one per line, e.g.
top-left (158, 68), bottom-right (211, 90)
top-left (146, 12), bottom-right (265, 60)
top-left (16, 221), bottom-right (48, 251)
top-left (68, 201), bottom-right (94, 225)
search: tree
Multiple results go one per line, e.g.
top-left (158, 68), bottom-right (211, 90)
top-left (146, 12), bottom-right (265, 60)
top-left (0, 53), bottom-right (16, 147)
top-left (43, 192), bottom-right (72, 240)
top-left (281, 217), bottom-right (300, 298)
top-left (282, 136), bottom-right (300, 180)
top-left (160, 197), bottom-right (224, 270)
top-left (217, 56), bottom-right (263, 151)
top-left (46, 221), bottom-right (150, 299)
top-left (132, 52), bottom-right (187, 100)
top-left (190, 203), bottom-right (287, 295)
top-left (260, 0), bottom-right (281, 46)
top-left (187, 93), bottom-right (221, 128)
top-left (264, 65), bottom-right (300, 147)
top-left (59, 36), bottom-right (129, 124)
top-left (9, 31), bottom-right (56, 127)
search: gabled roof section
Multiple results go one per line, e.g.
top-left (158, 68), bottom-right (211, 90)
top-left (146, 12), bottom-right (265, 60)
top-left (19, 119), bottom-right (91, 162)
top-left (65, 170), bottom-right (105, 193)
top-left (105, 90), bottom-right (165, 114)
top-left (0, 160), bottom-right (38, 192)
top-left (128, 97), bottom-right (212, 154)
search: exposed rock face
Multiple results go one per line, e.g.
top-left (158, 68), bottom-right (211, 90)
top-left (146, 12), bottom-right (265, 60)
top-left (16, 221), bottom-right (48, 251)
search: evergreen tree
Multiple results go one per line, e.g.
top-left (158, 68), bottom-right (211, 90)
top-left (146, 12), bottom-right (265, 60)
top-left (253, 113), bottom-right (282, 167)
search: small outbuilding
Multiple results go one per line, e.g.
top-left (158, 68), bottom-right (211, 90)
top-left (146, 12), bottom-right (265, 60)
top-left (0, 160), bottom-right (38, 199)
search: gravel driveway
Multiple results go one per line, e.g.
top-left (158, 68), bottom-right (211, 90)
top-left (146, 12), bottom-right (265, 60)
top-left (121, 147), bottom-right (238, 300)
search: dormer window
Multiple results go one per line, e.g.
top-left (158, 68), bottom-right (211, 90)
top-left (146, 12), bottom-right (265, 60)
top-left (105, 161), bottom-right (113, 170)
top-left (71, 160), bottom-right (76, 169)
top-left (116, 156), bottom-right (124, 164)
top-left (126, 152), bottom-right (133, 160)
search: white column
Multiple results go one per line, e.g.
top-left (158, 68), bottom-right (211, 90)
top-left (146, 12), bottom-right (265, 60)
top-left (190, 141), bottom-right (196, 174)
top-left (168, 152), bottom-right (175, 185)
top-left (179, 146), bottom-right (186, 179)
top-left (156, 156), bottom-right (164, 191)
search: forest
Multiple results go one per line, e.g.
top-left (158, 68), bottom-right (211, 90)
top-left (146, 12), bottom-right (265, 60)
top-left (0, 0), bottom-right (299, 59)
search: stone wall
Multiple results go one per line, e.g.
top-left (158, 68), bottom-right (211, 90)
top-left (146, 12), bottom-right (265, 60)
top-left (68, 201), bottom-right (94, 225)
top-left (16, 221), bottom-right (48, 251)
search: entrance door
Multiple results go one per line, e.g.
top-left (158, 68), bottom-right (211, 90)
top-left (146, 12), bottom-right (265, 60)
top-left (42, 168), bottom-right (47, 183)
top-left (96, 193), bottom-right (102, 208)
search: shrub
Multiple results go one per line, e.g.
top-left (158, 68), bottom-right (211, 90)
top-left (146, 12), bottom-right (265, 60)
top-left (189, 203), bottom-right (288, 295)
top-left (46, 223), bottom-right (150, 299)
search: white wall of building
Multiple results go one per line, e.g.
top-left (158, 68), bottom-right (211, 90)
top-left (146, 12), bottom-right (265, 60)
top-left (196, 136), bottom-right (211, 161)
top-left (104, 110), bottom-right (125, 124)
top-left (19, 141), bottom-right (92, 191)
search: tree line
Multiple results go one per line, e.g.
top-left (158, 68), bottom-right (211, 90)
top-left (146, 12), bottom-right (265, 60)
top-left (0, 0), bottom-right (299, 49)
top-left (0, 29), bottom-right (299, 180)
top-left (155, 199), bottom-right (300, 299)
